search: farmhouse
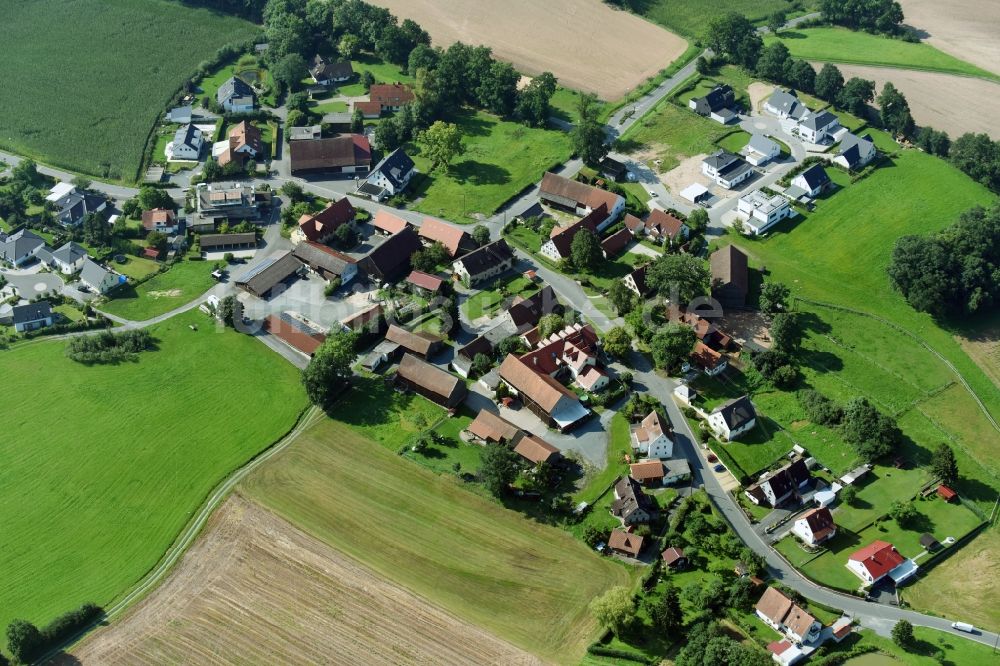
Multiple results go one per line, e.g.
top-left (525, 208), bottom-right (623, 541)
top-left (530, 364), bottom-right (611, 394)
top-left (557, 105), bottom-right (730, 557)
top-left (467, 410), bottom-right (521, 445)
top-left (631, 410), bottom-right (674, 459)
top-left (539, 206), bottom-right (602, 262)
top-left (217, 76), bottom-right (256, 113)
top-left (12, 301), bottom-right (53, 332)
top-left (745, 459), bottom-right (811, 507)
top-left (199, 232), bottom-right (257, 253)
top-left (235, 251), bottom-right (303, 299)
top-left (688, 83), bottom-right (737, 123)
top-left (395, 353), bottom-right (467, 409)
top-left (680, 311), bottom-right (732, 351)
top-left (452, 239), bottom-right (515, 285)
top-left (310, 55), bottom-right (353, 85)
top-left (611, 476), bottom-right (653, 525)
top-left (743, 134), bottom-right (781, 166)
top-left (765, 88), bottom-right (809, 121)
top-left (502, 285), bottom-right (559, 333)
top-left (519, 323), bottom-right (603, 391)
top-left (598, 156), bottom-right (628, 182)
top-left (294, 198), bottom-right (355, 244)
top-left (710, 245), bottom-right (749, 308)
top-left (513, 434), bottom-right (561, 465)
top-left (357, 226), bottom-right (422, 283)
top-left (372, 210), bottom-right (410, 236)
top-left (419, 218), bottom-right (476, 257)
top-left (538, 172), bottom-right (625, 227)
top-left (630, 460), bottom-right (666, 487)
top-left (0, 228), bottom-right (45, 267)
top-left (834, 133), bottom-right (876, 170)
top-left (788, 164), bottom-right (832, 200)
top-left (498, 354), bottom-right (589, 432)
top-left (607, 529), bottom-right (644, 558)
top-left (142, 208), bottom-right (180, 234)
top-left (385, 324), bottom-right (444, 360)
top-left (755, 587), bottom-right (821, 645)
top-left (797, 110), bottom-right (840, 144)
top-left (846, 541), bottom-right (918, 587)
top-left (737, 190), bottom-right (792, 235)
top-left (792, 507), bottom-right (837, 546)
top-left (263, 313), bottom-right (327, 357)
top-left (405, 270), bottom-right (443, 295)
top-left (216, 121), bottom-right (263, 167)
top-left (623, 264), bottom-right (650, 298)
top-left (40, 242), bottom-right (88, 275)
top-left (685, 341), bottom-right (728, 376)
top-left (368, 83), bottom-right (415, 111)
top-left (709, 395), bottom-right (757, 441)
top-left (354, 100), bottom-right (383, 119)
top-left (195, 183), bottom-right (259, 226)
top-left (165, 123), bottom-right (204, 160)
top-left (292, 241), bottom-right (358, 285)
top-left (358, 148), bottom-right (416, 200)
top-left (701, 150), bottom-right (754, 189)
top-left (626, 209), bottom-right (689, 243)
top-left (600, 228), bottom-right (632, 258)
top-left (79, 258), bottom-right (119, 294)
top-left (289, 135), bottom-right (371, 176)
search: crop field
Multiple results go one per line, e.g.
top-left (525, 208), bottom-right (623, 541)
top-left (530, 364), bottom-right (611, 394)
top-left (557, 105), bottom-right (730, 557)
top-left (67, 496), bottom-right (538, 665)
top-left (368, 0), bottom-right (688, 100)
top-left (100, 259), bottom-right (217, 321)
top-left (0, 310), bottom-right (307, 632)
top-left (899, 0), bottom-right (1000, 78)
top-left (633, 0), bottom-right (818, 37)
top-left (408, 108), bottom-right (573, 222)
top-left (241, 416), bottom-right (634, 663)
top-left (767, 28), bottom-right (998, 80)
top-left (0, 0), bottom-right (256, 181)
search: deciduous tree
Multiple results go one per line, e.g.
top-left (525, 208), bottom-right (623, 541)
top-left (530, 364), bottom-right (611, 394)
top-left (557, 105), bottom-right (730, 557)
top-left (814, 64), bottom-right (844, 103)
top-left (480, 444), bottom-right (521, 496)
top-left (570, 228), bottom-right (601, 272)
top-left (650, 324), bottom-right (696, 371)
top-left (602, 326), bottom-right (633, 358)
top-left (419, 121), bottom-right (464, 172)
top-left (589, 586), bottom-right (635, 638)
top-left (302, 330), bottom-right (358, 408)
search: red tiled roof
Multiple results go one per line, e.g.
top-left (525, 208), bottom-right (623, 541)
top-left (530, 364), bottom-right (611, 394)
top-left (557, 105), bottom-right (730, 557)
top-left (143, 246), bottom-right (161, 259)
top-left (369, 83), bottom-right (415, 107)
top-left (661, 547), bottom-right (685, 566)
top-left (514, 434), bottom-right (561, 464)
top-left (406, 270), bottom-right (443, 292)
top-left (937, 485), bottom-right (957, 500)
top-left (354, 100), bottom-right (382, 116)
top-left (141, 208), bottom-right (175, 231)
top-left (540, 172), bottom-right (622, 213)
top-left (419, 218), bottom-right (469, 257)
top-left (600, 228), bottom-right (632, 257)
top-left (608, 529), bottom-right (644, 557)
top-left (645, 209), bottom-right (686, 239)
top-left (849, 541), bottom-right (905, 580)
top-left (630, 460), bottom-right (665, 482)
top-left (298, 198), bottom-right (355, 242)
top-left (263, 314), bottom-right (326, 356)
top-left (690, 341), bottom-right (724, 370)
top-left (373, 210), bottom-right (409, 234)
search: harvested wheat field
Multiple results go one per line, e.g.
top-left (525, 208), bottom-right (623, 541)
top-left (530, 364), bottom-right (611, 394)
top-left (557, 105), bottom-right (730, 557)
top-left (368, 0), bottom-right (688, 99)
top-left (64, 497), bottom-right (540, 666)
top-left (899, 0), bottom-right (1000, 78)
top-left (828, 64), bottom-right (1000, 139)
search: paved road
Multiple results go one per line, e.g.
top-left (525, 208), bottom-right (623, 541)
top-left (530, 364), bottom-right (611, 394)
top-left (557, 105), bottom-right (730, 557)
top-left (0, 149), bottom-right (140, 200)
top-left (605, 52), bottom-right (706, 143)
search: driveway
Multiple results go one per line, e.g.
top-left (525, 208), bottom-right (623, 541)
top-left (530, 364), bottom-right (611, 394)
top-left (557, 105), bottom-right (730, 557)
top-left (2, 270), bottom-right (64, 299)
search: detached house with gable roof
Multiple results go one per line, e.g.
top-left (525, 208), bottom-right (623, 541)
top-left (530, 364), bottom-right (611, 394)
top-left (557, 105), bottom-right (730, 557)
top-left (709, 395), bottom-right (757, 441)
top-left (755, 587), bottom-right (822, 645)
top-left (797, 110), bottom-right (840, 144)
top-left (166, 124), bottom-right (204, 161)
top-left (217, 76), bottom-right (256, 113)
top-left (359, 148), bottom-right (416, 201)
top-left (765, 88), bottom-right (809, 121)
top-left (745, 459), bottom-right (811, 507)
top-left (631, 410), bottom-right (674, 459)
top-left (539, 172), bottom-right (625, 227)
top-left (847, 541), bottom-right (918, 587)
top-left (539, 206), bottom-right (602, 262)
top-left (310, 55), bottom-right (353, 85)
top-left (79, 257), bottom-right (119, 294)
top-left (701, 150), bottom-right (754, 189)
top-left (710, 245), bottom-right (749, 308)
top-left (0, 228), bottom-right (45, 267)
top-left (419, 218), bottom-right (477, 258)
top-left (834, 133), bottom-right (876, 170)
top-left (293, 198), bottom-right (355, 245)
top-left (789, 164), bottom-right (832, 199)
top-left (688, 83), bottom-right (738, 124)
top-left (792, 507), bottom-right (837, 546)
top-left (611, 476), bottom-right (653, 525)
top-left (452, 238), bottom-right (514, 285)
top-left (12, 301), bottom-right (54, 333)
top-left (42, 242), bottom-right (88, 274)
top-left (368, 83), bottom-right (415, 111)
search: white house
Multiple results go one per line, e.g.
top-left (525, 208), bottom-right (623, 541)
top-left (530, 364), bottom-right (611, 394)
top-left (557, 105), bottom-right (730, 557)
top-left (44, 242), bottom-right (89, 274)
top-left (764, 88), bottom-right (809, 121)
top-left (11, 301), bottom-right (54, 333)
top-left (833, 133), bottom-right (876, 170)
top-left (797, 110), bottom-right (840, 144)
top-left (737, 190), bottom-right (792, 235)
top-left (791, 507), bottom-right (837, 546)
top-left (631, 411), bottom-right (674, 459)
top-left (452, 239), bottom-right (515, 286)
top-left (708, 395), bottom-right (756, 441)
top-left (79, 257), bottom-right (120, 294)
top-left (45, 182), bottom-right (76, 203)
top-left (166, 124), bottom-right (204, 161)
top-left (662, 458), bottom-right (692, 485)
top-left (217, 76), bottom-right (256, 113)
top-left (743, 133), bottom-right (781, 166)
top-left (701, 150), bottom-right (754, 189)
top-left (790, 164), bottom-right (831, 199)
top-left (0, 228), bottom-right (46, 267)
top-left (755, 587), bottom-right (822, 645)
top-left (359, 148), bottom-right (416, 201)
top-left (846, 541), bottom-right (918, 588)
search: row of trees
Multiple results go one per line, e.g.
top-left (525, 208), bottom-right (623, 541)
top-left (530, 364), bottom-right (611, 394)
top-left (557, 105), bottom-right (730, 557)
top-left (5, 603), bottom-right (102, 664)
top-left (65, 330), bottom-right (154, 364)
top-left (819, 0), bottom-right (906, 37)
top-left (888, 202), bottom-right (1000, 318)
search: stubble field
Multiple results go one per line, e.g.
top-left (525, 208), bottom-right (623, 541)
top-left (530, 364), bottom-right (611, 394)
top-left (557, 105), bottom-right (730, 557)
top-left (899, 0), bottom-right (1000, 78)
top-left (368, 0), bottom-right (688, 99)
top-left (64, 496), bottom-right (540, 666)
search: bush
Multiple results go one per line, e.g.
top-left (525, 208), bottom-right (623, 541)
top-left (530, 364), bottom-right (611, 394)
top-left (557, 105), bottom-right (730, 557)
top-left (797, 389), bottom-right (844, 425)
top-left (66, 330), bottom-right (154, 364)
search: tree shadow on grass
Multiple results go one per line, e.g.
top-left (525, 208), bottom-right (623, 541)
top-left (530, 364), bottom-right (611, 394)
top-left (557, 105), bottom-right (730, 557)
top-left (450, 160), bottom-right (511, 186)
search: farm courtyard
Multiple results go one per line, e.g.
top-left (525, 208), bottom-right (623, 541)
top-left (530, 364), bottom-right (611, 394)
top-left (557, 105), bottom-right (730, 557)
top-left (0, 311), bottom-right (307, 631)
top-left (0, 0), bottom-right (256, 181)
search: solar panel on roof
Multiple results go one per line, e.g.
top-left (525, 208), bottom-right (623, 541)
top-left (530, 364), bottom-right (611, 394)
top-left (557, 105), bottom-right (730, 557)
top-left (239, 256), bottom-right (276, 282)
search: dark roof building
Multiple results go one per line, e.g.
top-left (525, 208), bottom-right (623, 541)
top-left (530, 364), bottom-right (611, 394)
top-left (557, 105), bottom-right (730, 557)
top-left (710, 245), bottom-right (749, 307)
top-left (611, 476), bottom-right (653, 524)
top-left (452, 239), bottom-right (515, 285)
top-left (358, 226), bottom-right (422, 283)
top-left (714, 395), bottom-right (757, 432)
top-left (292, 241), bottom-right (358, 282)
top-left (12, 301), bottom-right (53, 328)
top-left (217, 76), bottom-right (256, 110)
top-left (235, 251), bottom-right (303, 298)
top-left (395, 353), bottom-right (467, 408)
top-left (689, 84), bottom-right (736, 116)
top-left (199, 232), bottom-right (257, 252)
top-left (600, 227), bottom-right (632, 258)
top-left (385, 324), bottom-right (444, 359)
top-left (297, 198), bottom-right (356, 243)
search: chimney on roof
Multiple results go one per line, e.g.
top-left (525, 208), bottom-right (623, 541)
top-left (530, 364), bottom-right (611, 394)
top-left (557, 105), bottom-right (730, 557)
top-left (533, 356), bottom-right (538, 366)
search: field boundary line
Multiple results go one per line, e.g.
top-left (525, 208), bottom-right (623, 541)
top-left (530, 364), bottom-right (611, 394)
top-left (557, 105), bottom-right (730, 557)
top-left (797, 298), bottom-right (1000, 435)
top-left (37, 404), bottom-right (324, 664)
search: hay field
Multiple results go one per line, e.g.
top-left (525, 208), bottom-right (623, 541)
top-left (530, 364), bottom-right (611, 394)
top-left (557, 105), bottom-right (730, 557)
top-left (899, 0), bottom-right (1000, 78)
top-left (64, 497), bottom-right (539, 666)
top-left (368, 0), bottom-right (688, 100)
top-left (831, 64), bottom-right (1000, 139)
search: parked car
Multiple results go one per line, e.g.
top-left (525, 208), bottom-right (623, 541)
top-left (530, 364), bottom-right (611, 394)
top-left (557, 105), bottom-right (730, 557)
top-left (713, 464), bottom-right (725, 473)
top-left (707, 453), bottom-right (718, 463)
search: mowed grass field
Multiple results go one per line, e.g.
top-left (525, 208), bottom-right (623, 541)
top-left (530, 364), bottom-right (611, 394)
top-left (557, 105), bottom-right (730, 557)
top-left (634, 0), bottom-right (817, 37)
top-left (767, 28), bottom-right (1000, 80)
top-left (0, 310), bottom-right (307, 632)
top-left (0, 0), bottom-right (256, 180)
top-left (101, 259), bottom-right (217, 321)
top-left (241, 416), bottom-right (634, 663)
top-left (409, 109), bottom-right (573, 222)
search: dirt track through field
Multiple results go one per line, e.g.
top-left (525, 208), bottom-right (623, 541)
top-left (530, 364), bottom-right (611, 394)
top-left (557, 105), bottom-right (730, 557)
top-left (63, 496), bottom-right (541, 666)
top-left (368, 0), bottom-right (688, 100)
top-left (821, 64), bottom-right (1000, 139)
top-left (899, 0), bottom-right (1000, 78)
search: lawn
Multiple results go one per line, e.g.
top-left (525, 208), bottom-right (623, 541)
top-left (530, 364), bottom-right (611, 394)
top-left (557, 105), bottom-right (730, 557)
top-left (619, 98), bottom-right (736, 172)
top-left (0, 0), bottom-right (256, 181)
top-left (408, 108), bottom-right (573, 222)
top-left (716, 130), bottom-right (752, 154)
top-left (240, 416), bottom-right (634, 663)
top-left (198, 60), bottom-right (278, 108)
top-left (111, 255), bottom-right (161, 281)
top-left (574, 412), bottom-right (633, 505)
top-left (309, 99), bottom-right (348, 114)
top-left (0, 310), bottom-right (307, 631)
top-left (767, 28), bottom-right (999, 81)
top-left (403, 409), bottom-right (485, 476)
top-left (822, 625), bottom-right (1000, 665)
top-left (462, 275), bottom-right (538, 320)
top-left (100, 258), bottom-right (217, 321)
top-left (549, 87), bottom-right (605, 124)
top-left (633, 0), bottom-right (818, 37)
